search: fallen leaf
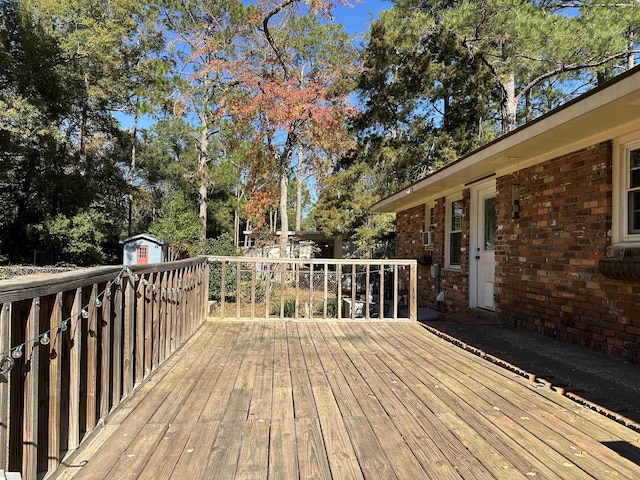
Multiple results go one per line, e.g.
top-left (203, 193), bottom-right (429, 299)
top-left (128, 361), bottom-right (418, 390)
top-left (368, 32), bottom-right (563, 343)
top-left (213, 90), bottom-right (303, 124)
top-left (520, 416), bottom-right (529, 420)
top-left (610, 471), bottom-right (618, 476)
top-left (493, 406), bottom-right (500, 411)
top-left (563, 463), bottom-right (574, 468)
top-left (186, 448), bottom-right (194, 453)
top-left (525, 473), bottom-right (537, 477)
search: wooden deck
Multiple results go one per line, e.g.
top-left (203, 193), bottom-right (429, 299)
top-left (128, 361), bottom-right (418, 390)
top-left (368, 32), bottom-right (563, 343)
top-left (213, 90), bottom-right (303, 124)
top-left (55, 320), bottom-right (640, 480)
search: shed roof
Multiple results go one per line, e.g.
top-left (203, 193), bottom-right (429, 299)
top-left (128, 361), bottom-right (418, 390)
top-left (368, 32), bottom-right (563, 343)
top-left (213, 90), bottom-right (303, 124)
top-left (119, 234), bottom-right (166, 246)
top-left (371, 65), bottom-right (640, 213)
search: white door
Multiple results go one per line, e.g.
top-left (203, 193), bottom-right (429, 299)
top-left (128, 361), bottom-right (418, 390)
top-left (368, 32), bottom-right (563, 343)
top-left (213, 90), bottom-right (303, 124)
top-left (473, 184), bottom-right (497, 310)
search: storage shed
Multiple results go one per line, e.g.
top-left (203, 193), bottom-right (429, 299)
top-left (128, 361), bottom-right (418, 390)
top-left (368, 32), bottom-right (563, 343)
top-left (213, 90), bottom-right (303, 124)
top-left (120, 234), bottom-right (167, 265)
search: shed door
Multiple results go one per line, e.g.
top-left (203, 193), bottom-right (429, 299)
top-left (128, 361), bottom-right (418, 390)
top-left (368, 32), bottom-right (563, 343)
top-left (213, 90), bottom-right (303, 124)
top-left (137, 245), bottom-right (149, 265)
top-left (471, 184), bottom-right (496, 311)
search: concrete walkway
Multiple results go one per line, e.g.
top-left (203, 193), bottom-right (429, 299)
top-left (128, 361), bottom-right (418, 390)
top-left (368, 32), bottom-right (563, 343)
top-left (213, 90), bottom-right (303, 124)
top-left (419, 309), bottom-right (640, 426)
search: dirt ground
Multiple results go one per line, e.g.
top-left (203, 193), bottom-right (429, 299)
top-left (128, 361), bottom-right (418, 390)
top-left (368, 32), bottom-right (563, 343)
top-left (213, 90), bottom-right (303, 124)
top-left (423, 317), bottom-right (640, 425)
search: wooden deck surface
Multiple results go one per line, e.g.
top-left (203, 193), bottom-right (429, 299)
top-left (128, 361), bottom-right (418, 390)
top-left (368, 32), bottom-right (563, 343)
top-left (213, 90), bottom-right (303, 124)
top-left (56, 320), bottom-right (640, 480)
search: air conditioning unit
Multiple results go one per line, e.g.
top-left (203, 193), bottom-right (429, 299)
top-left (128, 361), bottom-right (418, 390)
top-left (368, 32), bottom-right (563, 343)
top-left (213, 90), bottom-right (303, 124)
top-left (421, 230), bottom-right (434, 246)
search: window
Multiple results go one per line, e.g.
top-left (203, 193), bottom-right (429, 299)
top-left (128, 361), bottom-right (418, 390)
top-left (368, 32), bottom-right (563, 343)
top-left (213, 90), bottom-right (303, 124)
top-left (614, 138), bottom-right (640, 246)
top-left (447, 199), bottom-right (463, 268)
top-left (628, 148), bottom-right (640, 234)
top-left (422, 204), bottom-right (435, 246)
top-left (138, 246), bottom-right (148, 259)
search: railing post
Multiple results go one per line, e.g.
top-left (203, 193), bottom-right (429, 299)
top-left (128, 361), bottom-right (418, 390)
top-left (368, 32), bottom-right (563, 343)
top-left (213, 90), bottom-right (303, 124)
top-left (0, 303), bottom-right (10, 471)
top-left (409, 262), bottom-right (417, 322)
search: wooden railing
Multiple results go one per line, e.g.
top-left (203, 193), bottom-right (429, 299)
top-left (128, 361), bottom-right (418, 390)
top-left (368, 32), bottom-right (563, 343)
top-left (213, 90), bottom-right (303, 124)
top-left (0, 257), bottom-right (209, 480)
top-left (208, 257), bottom-right (417, 321)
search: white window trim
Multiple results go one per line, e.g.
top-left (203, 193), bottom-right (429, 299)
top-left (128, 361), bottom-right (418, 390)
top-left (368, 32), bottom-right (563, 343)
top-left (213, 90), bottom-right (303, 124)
top-left (422, 203), bottom-right (435, 247)
top-left (445, 195), bottom-right (463, 270)
top-left (613, 137), bottom-right (640, 247)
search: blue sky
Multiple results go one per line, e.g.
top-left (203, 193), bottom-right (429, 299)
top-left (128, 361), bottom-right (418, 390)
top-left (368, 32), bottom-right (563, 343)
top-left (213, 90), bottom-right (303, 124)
top-left (332, 0), bottom-right (390, 36)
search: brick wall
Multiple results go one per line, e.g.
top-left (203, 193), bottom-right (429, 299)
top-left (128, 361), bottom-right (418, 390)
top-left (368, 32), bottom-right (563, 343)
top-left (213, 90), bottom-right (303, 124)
top-left (496, 141), bottom-right (640, 362)
top-left (395, 194), bottom-right (471, 311)
top-left (394, 140), bottom-right (640, 362)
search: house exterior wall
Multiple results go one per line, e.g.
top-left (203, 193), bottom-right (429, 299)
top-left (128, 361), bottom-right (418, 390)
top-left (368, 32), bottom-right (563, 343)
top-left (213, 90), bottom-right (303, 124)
top-left (395, 195), bottom-right (471, 312)
top-left (395, 140), bottom-right (640, 362)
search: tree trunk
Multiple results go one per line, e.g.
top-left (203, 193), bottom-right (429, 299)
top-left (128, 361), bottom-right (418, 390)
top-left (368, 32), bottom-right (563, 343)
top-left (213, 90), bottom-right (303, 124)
top-left (198, 113), bottom-right (209, 241)
top-left (79, 72), bottom-right (89, 174)
top-left (279, 161), bottom-right (289, 258)
top-left (129, 107), bottom-right (139, 185)
top-left (500, 72), bottom-right (517, 133)
top-left (295, 148), bottom-right (303, 231)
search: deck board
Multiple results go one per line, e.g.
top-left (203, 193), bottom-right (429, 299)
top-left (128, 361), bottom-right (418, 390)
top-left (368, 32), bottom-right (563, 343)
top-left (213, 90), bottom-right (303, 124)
top-left (58, 320), bottom-right (640, 480)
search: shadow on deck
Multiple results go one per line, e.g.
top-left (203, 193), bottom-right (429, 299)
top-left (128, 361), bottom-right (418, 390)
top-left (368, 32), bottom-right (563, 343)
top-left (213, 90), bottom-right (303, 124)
top-left (55, 320), bottom-right (640, 480)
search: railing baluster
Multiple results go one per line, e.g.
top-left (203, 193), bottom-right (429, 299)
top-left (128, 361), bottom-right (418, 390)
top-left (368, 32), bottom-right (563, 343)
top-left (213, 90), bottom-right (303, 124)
top-left (365, 265), bottom-right (370, 319)
top-left (220, 261), bottom-right (227, 319)
top-left (351, 265), bottom-right (356, 320)
top-left (48, 293), bottom-right (62, 473)
top-left (144, 274), bottom-right (153, 378)
top-left (0, 302), bottom-right (10, 471)
top-left (112, 282), bottom-right (123, 406)
top-left (323, 264), bottom-right (328, 319)
top-left (152, 272), bottom-right (160, 370)
top-left (308, 263), bottom-right (313, 320)
top-left (294, 262), bottom-right (300, 319)
top-left (135, 276), bottom-right (144, 386)
top-left (236, 261), bottom-right (241, 320)
top-left (280, 263), bottom-right (285, 319)
top-left (251, 264), bottom-right (256, 319)
top-left (379, 264), bottom-right (384, 320)
top-left (337, 264), bottom-right (342, 320)
top-left (69, 288), bottom-right (82, 450)
top-left (101, 287), bottom-right (111, 417)
top-left (393, 265), bottom-right (398, 320)
top-left (264, 263), bottom-right (270, 320)
top-left (23, 297), bottom-right (39, 480)
top-left (123, 276), bottom-right (134, 397)
top-left (86, 284), bottom-right (98, 432)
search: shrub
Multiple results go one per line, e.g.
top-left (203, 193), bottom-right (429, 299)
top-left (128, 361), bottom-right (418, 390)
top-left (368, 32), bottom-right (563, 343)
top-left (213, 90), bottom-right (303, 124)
top-left (315, 297), bottom-right (339, 318)
top-left (271, 299), bottom-right (296, 317)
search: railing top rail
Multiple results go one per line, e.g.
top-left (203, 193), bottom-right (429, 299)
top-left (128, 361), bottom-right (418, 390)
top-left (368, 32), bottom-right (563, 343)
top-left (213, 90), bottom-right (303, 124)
top-left (0, 256), bottom-right (208, 304)
top-left (208, 256), bottom-right (417, 266)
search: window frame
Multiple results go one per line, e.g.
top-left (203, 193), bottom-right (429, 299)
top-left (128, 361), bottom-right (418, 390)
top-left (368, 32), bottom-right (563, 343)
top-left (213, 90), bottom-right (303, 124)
top-left (446, 196), bottom-right (464, 270)
top-left (422, 203), bottom-right (436, 247)
top-left (614, 137), bottom-right (640, 246)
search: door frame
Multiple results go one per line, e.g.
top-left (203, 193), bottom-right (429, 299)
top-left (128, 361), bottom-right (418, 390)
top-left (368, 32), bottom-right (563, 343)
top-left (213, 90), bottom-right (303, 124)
top-left (469, 180), bottom-right (496, 309)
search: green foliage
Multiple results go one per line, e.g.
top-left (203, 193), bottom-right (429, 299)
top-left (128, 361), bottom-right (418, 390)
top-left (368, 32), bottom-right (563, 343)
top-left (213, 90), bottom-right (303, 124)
top-left (271, 299), bottom-right (296, 318)
top-left (43, 203), bottom-right (118, 265)
top-left (191, 232), bottom-right (238, 301)
top-left (150, 192), bottom-right (202, 259)
top-left (315, 297), bottom-right (338, 318)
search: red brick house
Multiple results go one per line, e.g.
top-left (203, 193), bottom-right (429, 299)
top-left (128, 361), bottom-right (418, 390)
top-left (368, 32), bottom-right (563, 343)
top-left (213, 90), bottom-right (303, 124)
top-left (372, 66), bottom-right (640, 362)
